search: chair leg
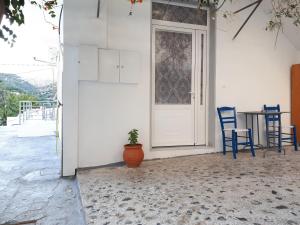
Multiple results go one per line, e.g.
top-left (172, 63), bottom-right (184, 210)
top-left (278, 126), bottom-right (282, 153)
top-left (222, 135), bottom-right (226, 155)
top-left (293, 127), bottom-right (298, 151)
top-left (248, 129), bottom-right (255, 157)
top-left (266, 122), bottom-right (270, 149)
top-left (232, 130), bottom-right (237, 159)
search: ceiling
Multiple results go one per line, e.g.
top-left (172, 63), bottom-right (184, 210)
top-left (280, 18), bottom-right (300, 50)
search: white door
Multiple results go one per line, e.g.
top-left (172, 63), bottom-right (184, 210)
top-left (152, 25), bottom-right (207, 147)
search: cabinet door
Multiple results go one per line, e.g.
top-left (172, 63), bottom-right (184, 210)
top-left (120, 50), bottom-right (140, 84)
top-left (292, 64), bottom-right (300, 142)
top-left (99, 49), bottom-right (120, 83)
top-left (79, 45), bottom-right (98, 81)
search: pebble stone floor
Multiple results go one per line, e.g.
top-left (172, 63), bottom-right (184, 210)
top-left (78, 149), bottom-right (300, 225)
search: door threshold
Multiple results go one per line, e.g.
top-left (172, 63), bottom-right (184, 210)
top-left (152, 145), bottom-right (211, 152)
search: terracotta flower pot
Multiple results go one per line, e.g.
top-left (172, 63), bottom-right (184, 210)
top-left (123, 144), bottom-right (144, 168)
top-left (0, 0), bottom-right (4, 25)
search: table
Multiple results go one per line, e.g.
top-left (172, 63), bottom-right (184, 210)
top-left (238, 111), bottom-right (289, 151)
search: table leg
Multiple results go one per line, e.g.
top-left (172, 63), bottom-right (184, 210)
top-left (266, 119), bottom-right (270, 149)
top-left (273, 119), bottom-right (275, 149)
top-left (279, 114), bottom-right (282, 153)
top-left (251, 114), bottom-right (254, 143)
top-left (246, 114), bottom-right (248, 139)
top-left (256, 114), bottom-right (260, 145)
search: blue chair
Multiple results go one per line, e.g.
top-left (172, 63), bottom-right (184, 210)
top-left (264, 104), bottom-right (298, 152)
top-left (217, 107), bottom-right (255, 159)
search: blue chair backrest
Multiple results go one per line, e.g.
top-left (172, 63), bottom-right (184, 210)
top-left (217, 107), bottom-right (237, 131)
top-left (264, 104), bottom-right (281, 123)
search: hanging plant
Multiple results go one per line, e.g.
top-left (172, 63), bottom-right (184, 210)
top-left (0, 0), bottom-right (4, 25)
top-left (130, 0), bottom-right (143, 3)
top-left (266, 0), bottom-right (300, 43)
top-left (0, 0), bottom-right (58, 47)
top-left (201, 0), bottom-right (300, 40)
top-left (129, 0), bottom-right (143, 15)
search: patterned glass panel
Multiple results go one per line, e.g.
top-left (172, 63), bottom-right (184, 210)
top-left (155, 30), bottom-right (192, 105)
top-left (152, 2), bottom-right (207, 26)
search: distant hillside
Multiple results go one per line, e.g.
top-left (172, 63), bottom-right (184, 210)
top-left (38, 83), bottom-right (57, 101)
top-left (0, 73), bottom-right (56, 101)
top-left (0, 73), bottom-right (39, 95)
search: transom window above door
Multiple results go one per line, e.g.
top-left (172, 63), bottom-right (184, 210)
top-left (152, 2), bottom-right (208, 26)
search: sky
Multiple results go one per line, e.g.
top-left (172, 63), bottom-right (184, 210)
top-left (0, 2), bottom-right (61, 86)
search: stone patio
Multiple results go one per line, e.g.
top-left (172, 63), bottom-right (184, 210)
top-left (0, 121), bottom-right (85, 225)
top-left (78, 149), bottom-right (300, 225)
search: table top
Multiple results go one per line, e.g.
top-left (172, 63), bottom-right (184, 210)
top-left (238, 111), bottom-right (290, 115)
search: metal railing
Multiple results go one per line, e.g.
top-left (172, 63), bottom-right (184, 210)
top-left (19, 101), bottom-right (57, 124)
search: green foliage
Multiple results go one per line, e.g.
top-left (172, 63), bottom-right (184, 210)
top-left (266, 0), bottom-right (300, 32)
top-left (0, 80), bottom-right (7, 125)
top-left (7, 93), bottom-right (37, 116)
top-left (0, 79), bottom-right (38, 126)
top-left (0, 0), bottom-right (58, 46)
top-left (128, 129), bottom-right (139, 145)
top-left (0, 92), bottom-right (38, 126)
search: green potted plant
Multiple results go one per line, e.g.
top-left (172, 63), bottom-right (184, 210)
top-left (123, 129), bottom-right (144, 168)
top-left (0, 0), bottom-right (3, 24)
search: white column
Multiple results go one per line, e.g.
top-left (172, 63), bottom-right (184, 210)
top-left (62, 45), bottom-right (79, 176)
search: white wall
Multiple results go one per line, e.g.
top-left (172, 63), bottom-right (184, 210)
top-left (77, 0), bottom-right (151, 168)
top-left (215, 2), bottom-right (298, 149)
top-left (62, 45), bottom-right (79, 176)
top-left (63, 0), bottom-right (299, 172)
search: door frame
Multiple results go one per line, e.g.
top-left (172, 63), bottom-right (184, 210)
top-left (151, 25), bottom-right (196, 147)
top-left (194, 29), bottom-right (208, 146)
top-left (151, 20), bottom-right (210, 149)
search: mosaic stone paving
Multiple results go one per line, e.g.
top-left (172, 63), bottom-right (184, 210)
top-left (78, 149), bottom-right (300, 225)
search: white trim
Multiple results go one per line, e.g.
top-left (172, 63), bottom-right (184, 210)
top-left (152, 0), bottom-right (210, 10)
top-left (194, 29), bottom-right (208, 146)
top-left (152, 145), bottom-right (214, 152)
top-left (151, 24), bottom-right (209, 148)
top-left (150, 5), bottom-right (210, 150)
top-left (153, 0), bottom-right (198, 8)
top-left (152, 19), bottom-right (208, 31)
top-left (205, 11), bottom-right (211, 146)
top-left (151, 25), bottom-right (196, 147)
top-left (148, 146), bottom-right (220, 160)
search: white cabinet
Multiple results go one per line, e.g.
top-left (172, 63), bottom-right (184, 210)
top-left (79, 45), bottom-right (98, 81)
top-left (99, 49), bottom-right (140, 84)
top-left (120, 51), bottom-right (140, 84)
top-left (99, 49), bottom-right (120, 83)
